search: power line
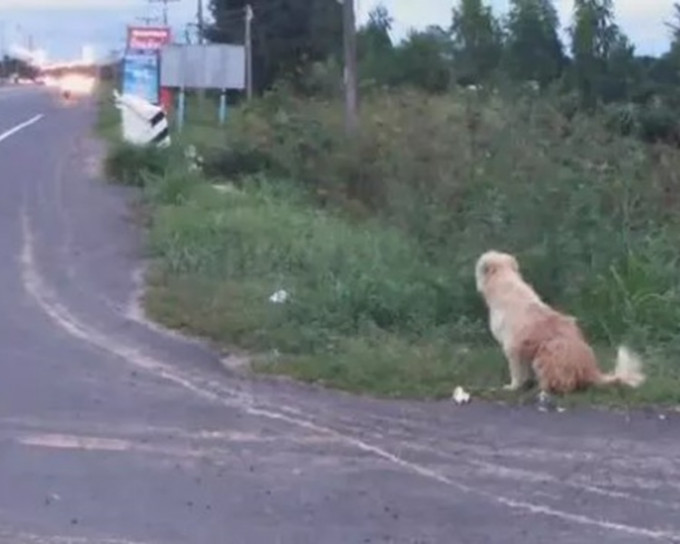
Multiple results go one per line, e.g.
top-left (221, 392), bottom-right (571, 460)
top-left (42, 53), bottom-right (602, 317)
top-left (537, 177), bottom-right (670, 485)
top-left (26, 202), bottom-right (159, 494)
top-left (147, 0), bottom-right (180, 26)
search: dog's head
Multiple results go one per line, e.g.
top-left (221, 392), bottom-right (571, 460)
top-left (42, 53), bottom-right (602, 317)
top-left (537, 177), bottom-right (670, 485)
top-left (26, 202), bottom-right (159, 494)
top-left (475, 250), bottom-right (520, 293)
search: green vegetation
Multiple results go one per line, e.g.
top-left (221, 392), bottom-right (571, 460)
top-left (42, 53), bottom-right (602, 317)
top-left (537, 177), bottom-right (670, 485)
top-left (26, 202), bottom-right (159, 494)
top-left (98, 1), bottom-right (680, 407)
top-left (100, 87), bottom-right (680, 406)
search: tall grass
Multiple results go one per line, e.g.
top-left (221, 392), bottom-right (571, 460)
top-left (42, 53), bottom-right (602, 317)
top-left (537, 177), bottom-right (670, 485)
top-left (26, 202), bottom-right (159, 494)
top-left (207, 87), bottom-right (680, 348)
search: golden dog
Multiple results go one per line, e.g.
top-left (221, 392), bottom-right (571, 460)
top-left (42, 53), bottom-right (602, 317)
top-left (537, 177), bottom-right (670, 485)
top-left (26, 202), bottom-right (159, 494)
top-left (475, 250), bottom-right (645, 394)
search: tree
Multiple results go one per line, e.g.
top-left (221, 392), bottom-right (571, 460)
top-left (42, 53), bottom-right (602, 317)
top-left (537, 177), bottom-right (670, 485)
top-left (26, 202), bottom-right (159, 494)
top-left (357, 4), bottom-right (395, 85)
top-left (392, 26), bottom-right (452, 93)
top-left (207, 0), bottom-right (343, 92)
top-left (450, 0), bottom-right (503, 85)
top-left (359, 4), bottom-right (393, 55)
top-left (569, 0), bottom-right (621, 107)
top-left (661, 3), bottom-right (680, 88)
top-left (0, 55), bottom-right (38, 80)
top-left (667, 2), bottom-right (680, 50)
top-left (599, 33), bottom-right (638, 102)
top-left (503, 0), bottom-right (565, 88)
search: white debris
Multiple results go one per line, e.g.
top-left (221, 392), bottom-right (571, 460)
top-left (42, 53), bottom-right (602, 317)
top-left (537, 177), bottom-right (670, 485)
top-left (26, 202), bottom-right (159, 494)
top-left (452, 386), bottom-right (471, 405)
top-left (537, 391), bottom-right (565, 413)
top-left (184, 145), bottom-right (204, 172)
top-left (537, 391), bottom-right (551, 403)
top-left (269, 290), bottom-right (289, 304)
top-left (212, 183), bottom-right (239, 194)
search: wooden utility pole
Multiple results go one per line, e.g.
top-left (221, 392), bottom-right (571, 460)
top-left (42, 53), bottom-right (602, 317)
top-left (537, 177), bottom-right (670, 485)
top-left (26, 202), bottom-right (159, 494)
top-left (245, 4), bottom-right (253, 100)
top-left (148, 0), bottom-right (180, 27)
top-left (197, 0), bottom-right (205, 44)
top-left (196, 0), bottom-right (206, 100)
top-left (341, 0), bottom-right (358, 134)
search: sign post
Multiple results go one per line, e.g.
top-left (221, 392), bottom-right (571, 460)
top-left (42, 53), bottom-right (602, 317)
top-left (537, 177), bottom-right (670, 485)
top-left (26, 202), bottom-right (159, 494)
top-left (124, 26), bottom-right (172, 111)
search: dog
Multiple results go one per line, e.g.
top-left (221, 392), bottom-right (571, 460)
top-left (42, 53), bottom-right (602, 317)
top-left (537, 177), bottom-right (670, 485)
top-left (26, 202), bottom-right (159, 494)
top-left (475, 250), bottom-right (645, 395)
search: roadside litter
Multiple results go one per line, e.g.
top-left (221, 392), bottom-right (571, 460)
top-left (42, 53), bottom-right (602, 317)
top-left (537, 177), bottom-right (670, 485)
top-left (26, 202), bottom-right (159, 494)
top-left (452, 386), bottom-right (471, 405)
top-left (537, 391), bottom-right (566, 413)
top-left (269, 290), bottom-right (289, 304)
top-left (184, 144), bottom-right (204, 172)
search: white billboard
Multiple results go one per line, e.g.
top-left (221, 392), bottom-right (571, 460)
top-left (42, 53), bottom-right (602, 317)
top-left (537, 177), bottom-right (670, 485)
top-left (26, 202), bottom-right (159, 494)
top-left (160, 44), bottom-right (245, 90)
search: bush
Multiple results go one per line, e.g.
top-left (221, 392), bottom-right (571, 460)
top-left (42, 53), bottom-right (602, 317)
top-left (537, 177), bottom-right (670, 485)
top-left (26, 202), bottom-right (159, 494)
top-left (104, 142), bottom-right (172, 187)
top-left (204, 87), bottom-right (680, 349)
top-left (637, 103), bottom-right (679, 144)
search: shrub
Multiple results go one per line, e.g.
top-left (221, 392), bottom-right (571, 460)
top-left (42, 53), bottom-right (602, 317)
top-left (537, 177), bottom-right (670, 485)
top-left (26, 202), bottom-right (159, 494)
top-left (104, 142), bottom-right (171, 187)
top-left (637, 103), bottom-right (679, 144)
top-left (201, 87), bottom-right (680, 347)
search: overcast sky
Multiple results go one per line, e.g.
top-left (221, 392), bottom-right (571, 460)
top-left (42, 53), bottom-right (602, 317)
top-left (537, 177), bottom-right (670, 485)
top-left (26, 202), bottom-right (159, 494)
top-left (0, 0), bottom-right (675, 62)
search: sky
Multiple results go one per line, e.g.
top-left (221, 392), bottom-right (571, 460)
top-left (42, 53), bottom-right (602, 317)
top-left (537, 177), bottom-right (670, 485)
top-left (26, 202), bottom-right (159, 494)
top-left (0, 0), bottom-right (675, 63)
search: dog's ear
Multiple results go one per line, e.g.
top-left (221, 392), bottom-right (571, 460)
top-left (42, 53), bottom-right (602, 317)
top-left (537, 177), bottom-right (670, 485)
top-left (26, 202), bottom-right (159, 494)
top-left (482, 261), bottom-right (498, 277)
top-left (508, 255), bottom-right (520, 272)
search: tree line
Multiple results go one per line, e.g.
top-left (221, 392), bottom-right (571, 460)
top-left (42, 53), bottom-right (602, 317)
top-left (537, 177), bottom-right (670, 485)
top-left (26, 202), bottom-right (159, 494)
top-left (207, 0), bottom-right (680, 140)
top-left (0, 55), bottom-right (38, 80)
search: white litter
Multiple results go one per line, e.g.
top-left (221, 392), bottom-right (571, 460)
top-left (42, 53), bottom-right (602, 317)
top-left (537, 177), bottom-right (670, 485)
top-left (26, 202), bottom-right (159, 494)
top-left (269, 290), bottom-right (289, 304)
top-left (184, 144), bottom-right (204, 172)
top-left (212, 183), bottom-right (239, 194)
top-left (452, 386), bottom-right (471, 405)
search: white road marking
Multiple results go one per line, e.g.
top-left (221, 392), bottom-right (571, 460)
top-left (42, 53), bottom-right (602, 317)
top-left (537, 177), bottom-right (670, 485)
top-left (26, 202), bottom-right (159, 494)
top-left (0, 114), bottom-right (43, 144)
top-left (0, 527), bottom-right (152, 544)
top-left (19, 433), bottom-right (132, 452)
top-left (15, 430), bottom-right (338, 456)
top-left (18, 210), bottom-right (680, 542)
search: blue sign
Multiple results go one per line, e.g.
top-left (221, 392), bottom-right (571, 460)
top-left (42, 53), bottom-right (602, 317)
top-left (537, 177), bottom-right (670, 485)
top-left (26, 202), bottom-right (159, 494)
top-left (122, 52), bottom-right (159, 104)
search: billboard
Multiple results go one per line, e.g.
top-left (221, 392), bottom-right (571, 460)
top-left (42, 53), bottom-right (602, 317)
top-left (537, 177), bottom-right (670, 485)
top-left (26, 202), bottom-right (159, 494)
top-left (127, 26), bottom-right (172, 51)
top-left (123, 26), bottom-right (172, 106)
top-left (160, 44), bottom-right (245, 90)
top-left (122, 52), bottom-right (160, 104)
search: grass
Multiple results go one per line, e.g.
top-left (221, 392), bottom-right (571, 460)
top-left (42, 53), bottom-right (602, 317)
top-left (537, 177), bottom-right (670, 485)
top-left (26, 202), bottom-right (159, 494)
top-left (95, 81), bottom-right (119, 141)
top-left (98, 84), bottom-right (680, 409)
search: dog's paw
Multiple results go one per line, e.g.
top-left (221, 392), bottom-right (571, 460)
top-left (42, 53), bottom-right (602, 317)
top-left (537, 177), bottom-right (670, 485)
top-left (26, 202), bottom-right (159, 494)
top-left (503, 383), bottom-right (520, 391)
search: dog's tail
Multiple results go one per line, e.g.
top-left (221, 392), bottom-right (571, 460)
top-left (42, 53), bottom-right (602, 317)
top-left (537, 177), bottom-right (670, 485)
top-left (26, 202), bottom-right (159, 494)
top-left (596, 345), bottom-right (646, 388)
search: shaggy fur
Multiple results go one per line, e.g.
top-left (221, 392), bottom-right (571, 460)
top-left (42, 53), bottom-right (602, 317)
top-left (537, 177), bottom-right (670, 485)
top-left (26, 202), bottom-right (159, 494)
top-left (475, 250), bottom-right (645, 394)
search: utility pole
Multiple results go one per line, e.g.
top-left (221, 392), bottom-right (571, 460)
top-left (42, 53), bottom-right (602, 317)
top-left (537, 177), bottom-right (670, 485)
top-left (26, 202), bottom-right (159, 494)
top-left (195, 0), bottom-right (207, 100)
top-left (245, 4), bottom-right (253, 100)
top-left (197, 0), bottom-right (205, 44)
top-left (148, 0), bottom-right (180, 27)
top-left (340, 0), bottom-right (358, 134)
top-left (0, 21), bottom-right (5, 80)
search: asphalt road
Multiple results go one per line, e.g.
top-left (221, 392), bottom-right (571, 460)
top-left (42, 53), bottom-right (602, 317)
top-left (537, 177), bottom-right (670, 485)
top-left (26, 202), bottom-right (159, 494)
top-left (0, 87), bottom-right (678, 544)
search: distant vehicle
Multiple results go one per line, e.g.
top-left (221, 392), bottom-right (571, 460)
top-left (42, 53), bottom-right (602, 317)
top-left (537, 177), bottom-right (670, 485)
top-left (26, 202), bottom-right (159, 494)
top-left (58, 74), bottom-right (95, 99)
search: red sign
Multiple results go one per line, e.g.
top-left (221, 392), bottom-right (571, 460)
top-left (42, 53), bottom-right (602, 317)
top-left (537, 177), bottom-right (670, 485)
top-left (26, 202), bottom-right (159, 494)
top-left (127, 26), bottom-right (172, 51)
